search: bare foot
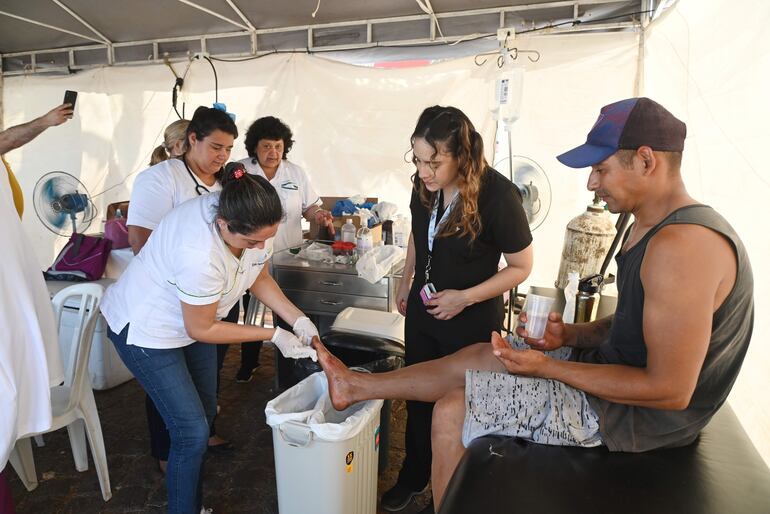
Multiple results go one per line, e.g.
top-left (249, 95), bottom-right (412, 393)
top-left (311, 336), bottom-right (358, 411)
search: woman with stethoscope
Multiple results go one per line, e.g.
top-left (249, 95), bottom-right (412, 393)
top-left (380, 106), bottom-right (534, 514)
top-left (126, 107), bottom-right (237, 474)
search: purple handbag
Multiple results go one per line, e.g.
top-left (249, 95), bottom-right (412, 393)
top-left (46, 233), bottom-right (112, 281)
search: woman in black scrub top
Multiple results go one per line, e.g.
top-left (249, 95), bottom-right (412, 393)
top-left (381, 106), bottom-right (533, 513)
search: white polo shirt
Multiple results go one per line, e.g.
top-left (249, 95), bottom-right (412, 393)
top-left (239, 157), bottom-right (320, 252)
top-left (101, 193), bottom-right (273, 349)
top-left (128, 158), bottom-right (222, 231)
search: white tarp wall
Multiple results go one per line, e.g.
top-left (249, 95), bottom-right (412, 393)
top-left (642, 0), bottom-right (770, 465)
top-left (3, 0), bottom-right (767, 463)
top-left (3, 31), bottom-right (637, 277)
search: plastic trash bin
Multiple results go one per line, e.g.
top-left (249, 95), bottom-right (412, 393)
top-left (266, 372), bottom-right (384, 514)
top-left (292, 308), bottom-right (405, 472)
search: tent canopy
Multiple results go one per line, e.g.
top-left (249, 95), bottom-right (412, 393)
top-left (0, 0), bottom-right (651, 75)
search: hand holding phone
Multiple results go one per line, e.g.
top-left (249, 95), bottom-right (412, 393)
top-left (420, 282), bottom-right (437, 305)
top-left (63, 90), bottom-right (77, 109)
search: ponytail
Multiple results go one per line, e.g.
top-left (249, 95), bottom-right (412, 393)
top-left (150, 145), bottom-right (170, 166)
top-left (216, 166), bottom-right (283, 235)
top-left (151, 119), bottom-right (190, 166)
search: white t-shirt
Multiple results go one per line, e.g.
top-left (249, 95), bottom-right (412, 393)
top-left (127, 158), bottom-right (222, 231)
top-left (1, 167), bottom-right (64, 467)
top-left (239, 157), bottom-right (320, 252)
top-left (100, 194), bottom-right (273, 349)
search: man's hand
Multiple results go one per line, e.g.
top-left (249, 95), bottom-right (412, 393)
top-left (426, 289), bottom-right (469, 320)
top-left (0, 103), bottom-right (74, 154)
top-left (490, 331), bottom-right (551, 377)
top-left (42, 104), bottom-right (74, 127)
top-left (516, 311), bottom-right (571, 351)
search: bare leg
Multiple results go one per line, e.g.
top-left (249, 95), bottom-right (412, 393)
top-left (312, 335), bottom-right (505, 411)
top-left (431, 387), bottom-right (467, 509)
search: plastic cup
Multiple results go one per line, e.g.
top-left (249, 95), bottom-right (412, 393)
top-left (524, 294), bottom-right (555, 339)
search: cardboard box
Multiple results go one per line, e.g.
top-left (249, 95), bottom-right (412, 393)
top-left (309, 196), bottom-right (381, 243)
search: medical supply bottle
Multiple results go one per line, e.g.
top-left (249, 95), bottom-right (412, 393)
top-left (356, 226), bottom-right (373, 255)
top-left (393, 216), bottom-right (409, 249)
top-left (341, 219), bottom-right (356, 243)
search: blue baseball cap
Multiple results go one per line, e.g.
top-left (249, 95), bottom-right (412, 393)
top-left (557, 97), bottom-right (686, 169)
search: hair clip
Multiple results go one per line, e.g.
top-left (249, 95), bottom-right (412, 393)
top-left (233, 169), bottom-right (245, 179)
top-left (213, 102), bottom-right (236, 122)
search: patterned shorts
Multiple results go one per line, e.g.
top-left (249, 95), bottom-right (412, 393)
top-left (462, 336), bottom-right (603, 448)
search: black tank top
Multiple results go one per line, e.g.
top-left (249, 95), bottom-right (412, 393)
top-left (576, 205), bottom-right (754, 452)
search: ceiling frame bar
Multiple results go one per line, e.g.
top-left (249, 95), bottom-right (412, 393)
top-left (176, 0), bottom-right (250, 31)
top-left (0, 9), bottom-right (105, 44)
top-left (51, 0), bottom-right (112, 45)
top-left (225, 0), bottom-right (257, 32)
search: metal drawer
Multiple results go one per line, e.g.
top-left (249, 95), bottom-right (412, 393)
top-left (282, 288), bottom-right (388, 315)
top-left (274, 268), bottom-right (388, 298)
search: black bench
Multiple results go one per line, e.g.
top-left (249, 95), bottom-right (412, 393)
top-left (439, 405), bottom-right (770, 514)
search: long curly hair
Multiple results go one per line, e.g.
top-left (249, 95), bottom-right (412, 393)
top-left (411, 106), bottom-right (487, 241)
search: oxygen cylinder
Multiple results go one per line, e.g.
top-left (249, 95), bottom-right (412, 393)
top-left (555, 199), bottom-right (616, 289)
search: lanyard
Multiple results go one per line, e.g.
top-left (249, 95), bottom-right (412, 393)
top-left (183, 156), bottom-right (210, 196)
top-left (425, 189), bottom-right (458, 283)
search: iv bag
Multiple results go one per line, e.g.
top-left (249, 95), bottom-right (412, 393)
top-left (491, 65), bottom-right (524, 128)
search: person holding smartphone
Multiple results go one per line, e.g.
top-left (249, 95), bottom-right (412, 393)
top-left (383, 106), bottom-right (533, 513)
top-left (1, 102), bottom-right (73, 513)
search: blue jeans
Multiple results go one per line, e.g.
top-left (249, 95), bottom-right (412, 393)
top-left (109, 325), bottom-right (216, 514)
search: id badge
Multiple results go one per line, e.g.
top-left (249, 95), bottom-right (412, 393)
top-left (420, 282), bottom-right (437, 305)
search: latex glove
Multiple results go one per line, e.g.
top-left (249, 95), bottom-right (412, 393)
top-left (271, 326), bottom-right (318, 361)
top-left (292, 316), bottom-right (320, 346)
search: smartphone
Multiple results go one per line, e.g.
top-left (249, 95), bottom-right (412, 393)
top-left (63, 90), bottom-right (77, 109)
top-left (420, 282), bottom-right (437, 305)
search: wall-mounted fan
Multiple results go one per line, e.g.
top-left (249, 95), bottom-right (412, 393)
top-left (33, 171), bottom-right (96, 236)
top-left (494, 155), bottom-right (552, 231)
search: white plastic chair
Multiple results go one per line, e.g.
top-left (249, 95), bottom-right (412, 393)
top-left (9, 283), bottom-right (112, 501)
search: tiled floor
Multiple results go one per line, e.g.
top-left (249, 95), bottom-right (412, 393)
top-left (6, 343), bottom-right (433, 513)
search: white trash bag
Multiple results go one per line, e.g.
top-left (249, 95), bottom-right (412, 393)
top-left (265, 371), bottom-right (383, 442)
top-left (356, 245), bottom-right (404, 284)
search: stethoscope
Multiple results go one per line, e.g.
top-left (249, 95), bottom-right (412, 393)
top-left (182, 155), bottom-right (211, 196)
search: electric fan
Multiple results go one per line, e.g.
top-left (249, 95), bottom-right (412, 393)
top-left (494, 155), bottom-right (552, 231)
top-left (33, 171), bottom-right (96, 236)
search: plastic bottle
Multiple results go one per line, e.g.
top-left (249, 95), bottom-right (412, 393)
top-left (341, 219), bottom-right (356, 243)
top-left (356, 226), bottom-right (373, 255)
top-left (393, 216), bottom-right (409, 249)
top-left (115, 208), bottom-right (124, 218)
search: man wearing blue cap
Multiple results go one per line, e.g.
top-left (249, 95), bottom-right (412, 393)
top-left (313, 97), bottom-right (754, 513)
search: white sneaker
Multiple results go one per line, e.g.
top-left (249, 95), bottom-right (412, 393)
top-left (200, 508), bottom-right (213, 514)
